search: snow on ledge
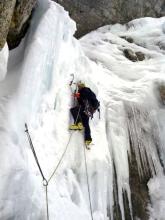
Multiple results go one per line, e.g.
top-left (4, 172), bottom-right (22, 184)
top-left (0, 43), bottom-right (9, 81)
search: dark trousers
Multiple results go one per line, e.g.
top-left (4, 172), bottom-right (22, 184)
top-left (70, 106), bottom-right (92, 141)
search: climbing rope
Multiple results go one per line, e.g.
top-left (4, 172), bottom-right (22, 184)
top-left (25, 123), bottom-right (74, 220)
top-left (45, 184), bottom-right (49, 220)
top-left (24, 106), bottom-right (81, 220)
top-left (25, 123), bottom-right (47, 182)
top-left (47, 131), bottom-right (74, 183)
top-left (25, 123), bottom-right (49, 220)
top-left (83, 144), bottom-right (94, 220)
top-left (47, 105), bottom-right (81, 183)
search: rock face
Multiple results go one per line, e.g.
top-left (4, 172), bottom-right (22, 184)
top-left (55, 0), bottom-right (165, 37)
top-left (123, 49), bottom-right (138, 62)
top-left (0, 0), bottom-right (37, 50)
top-left (7, 0), bottom-right (37, 49)
top-left (0, 0), bottom-right (16, 49)
top-left (129, 149), bottom-right (150, 220)
top-left (1, 0), bottom-right (164, 49)
top-left (123, 49), bottom-right (145, 62)
top-left (158, 85), bottom-right (165, 104)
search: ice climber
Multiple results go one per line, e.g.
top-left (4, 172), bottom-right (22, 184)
top-left (69, 82), bottom-right (100, 146)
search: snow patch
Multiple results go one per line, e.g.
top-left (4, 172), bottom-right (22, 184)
top-left (0, 43), bottom-right (8, 81)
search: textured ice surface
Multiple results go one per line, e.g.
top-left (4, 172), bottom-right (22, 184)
top-left (0, 0), bottom-right (165, 219)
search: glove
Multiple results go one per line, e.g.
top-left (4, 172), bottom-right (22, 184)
top-left (73, 93), bottom-right (80, 98)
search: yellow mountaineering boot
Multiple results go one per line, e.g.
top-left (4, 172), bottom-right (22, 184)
top-left (77, 122), bottom-right (83, 130)
top-left (69, 122), bottom-right (83, 130)
top-left (85, 140), bottom-right (92, 150)
top-left (85, 140), bottom-right (92, 146)
top-left (69, 124), bottom-right (79, 130)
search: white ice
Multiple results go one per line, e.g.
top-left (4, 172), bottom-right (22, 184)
top-left (0, 0), bottom-right (165, 220)
top-left (0, 43), bottom-right (8, 81)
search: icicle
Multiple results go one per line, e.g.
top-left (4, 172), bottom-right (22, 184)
top-left (125, 102), bottom-right (163, 179)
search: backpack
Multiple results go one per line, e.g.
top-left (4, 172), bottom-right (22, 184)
top-left (84, 100), bottom-right (100, 119)
top-left (83, 88), bottom-right (100, 118)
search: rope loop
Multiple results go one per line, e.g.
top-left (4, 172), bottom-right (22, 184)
top-left (25, 103), bottom-right (81, 220)
top-left (43, 178), bottom-right (48, 187)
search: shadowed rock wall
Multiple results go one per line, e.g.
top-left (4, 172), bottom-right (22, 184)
top-left (0, 0), bottom-right (37, 50)
top-left (55, 0), bottom-right (165, 37)
top-left (7, 0), bottom-right (37, 49)
top-left (1, 0), bottom-right (164, 49)
top-left (0, 0), bottom-right (16, 48)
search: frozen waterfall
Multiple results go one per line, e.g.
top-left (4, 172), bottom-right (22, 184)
top-left (0, 0), bottom-right (165, 220)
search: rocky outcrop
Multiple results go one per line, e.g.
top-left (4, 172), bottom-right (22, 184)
top-left (121, 36), bottom-right (134, 44)
top-left (0, 0), bottom-right (16, 49)
top-left (55, 0), bottom-right (165, 38)
top-left (7, 0), bottom-right (37, 49)
top-left (123, 49), bottom-right (145, 62)
top-left (0, 0), bottom-right (37, 50)
top-left (129, 149), bottom-right (150, 220)
top-left (158, 85), bottom-right (165, 104)
top-left (1, 0), bottom-right (164, 49)
top-left (135, 51), bottom-right (145, 61)
top-left (123, 49), bottom-right (138, 62)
